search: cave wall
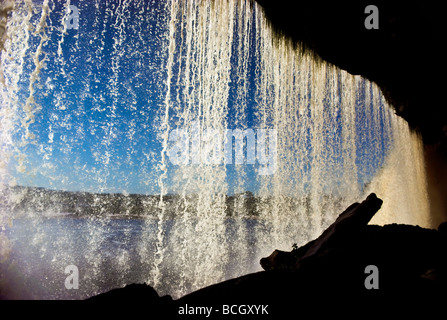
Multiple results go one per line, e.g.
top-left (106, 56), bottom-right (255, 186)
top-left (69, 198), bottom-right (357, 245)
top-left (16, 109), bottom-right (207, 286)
top-left (425, 145), bottom-right (447, 227)
top-left (255, 0), bottom-right (447, 224)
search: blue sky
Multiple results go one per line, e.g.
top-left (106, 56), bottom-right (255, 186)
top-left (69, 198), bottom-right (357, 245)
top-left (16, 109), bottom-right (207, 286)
top-left (4, 0), bottom-right (392, 196)
top-left (7, 0), bottom-right (168, 194)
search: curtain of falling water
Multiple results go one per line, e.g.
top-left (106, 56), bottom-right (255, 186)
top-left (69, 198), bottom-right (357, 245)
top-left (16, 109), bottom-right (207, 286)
top-left (0, 0), bottom-right (431, 300)
top-left (155, 0), bottom-right (235, 296)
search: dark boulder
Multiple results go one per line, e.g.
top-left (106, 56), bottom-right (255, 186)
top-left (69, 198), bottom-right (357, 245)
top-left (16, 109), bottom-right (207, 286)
top-left (86, 194), bottom-right (447, 317)
top-left (261, 193), bottom-right (383, 270)
top-left (85, 283), bottom-right (173, 317)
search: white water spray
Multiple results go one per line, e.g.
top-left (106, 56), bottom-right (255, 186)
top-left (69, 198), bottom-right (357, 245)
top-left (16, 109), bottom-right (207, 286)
top-left (0, 0), bottom-right (431, 300)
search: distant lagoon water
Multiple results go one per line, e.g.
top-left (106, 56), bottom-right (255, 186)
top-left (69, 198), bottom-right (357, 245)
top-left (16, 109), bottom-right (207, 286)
top-left (2, 215), bottom-right (263, 300)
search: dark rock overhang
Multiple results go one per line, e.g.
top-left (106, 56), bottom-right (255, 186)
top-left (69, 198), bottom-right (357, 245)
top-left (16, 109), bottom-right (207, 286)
top-left (254, 0), bottom-right (447, 150)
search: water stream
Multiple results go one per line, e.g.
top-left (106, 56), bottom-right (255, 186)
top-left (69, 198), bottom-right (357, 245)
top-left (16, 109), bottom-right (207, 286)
top-left (0, 0), bottom-right (430, 299)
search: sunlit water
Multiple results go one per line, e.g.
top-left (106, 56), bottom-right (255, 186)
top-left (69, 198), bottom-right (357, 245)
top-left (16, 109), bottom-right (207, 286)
top-left (0, 0), bottom-right (431, 299)
top-left (3, 216), bottom-right (261, 299)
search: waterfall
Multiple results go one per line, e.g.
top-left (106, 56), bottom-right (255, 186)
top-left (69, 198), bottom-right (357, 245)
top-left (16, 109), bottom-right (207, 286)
top-left (0, 0), bottom-right (431, 299)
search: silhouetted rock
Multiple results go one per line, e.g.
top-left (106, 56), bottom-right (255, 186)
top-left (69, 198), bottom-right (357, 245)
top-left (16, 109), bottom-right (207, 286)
top-left (254, 0), bottom-right (447, 224)
top-left (260, 194), bottom-right (447, 297)
top-left (86, 283), bottom-right (173, 317)
top-left (261, 193), bottom-right (382, 270)
top-left (254, 0), bottom-right (447, 149)
top-left (87, 194), bottom-right (447, 317)
top-left (87, 283), bottom-right (169, 302)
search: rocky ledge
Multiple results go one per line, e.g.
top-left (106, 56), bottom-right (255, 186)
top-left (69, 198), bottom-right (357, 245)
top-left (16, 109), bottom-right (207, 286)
top-left (87, 194), bottom-right (447, 317)
top-left (254, 0), bottom-right (447, 150)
